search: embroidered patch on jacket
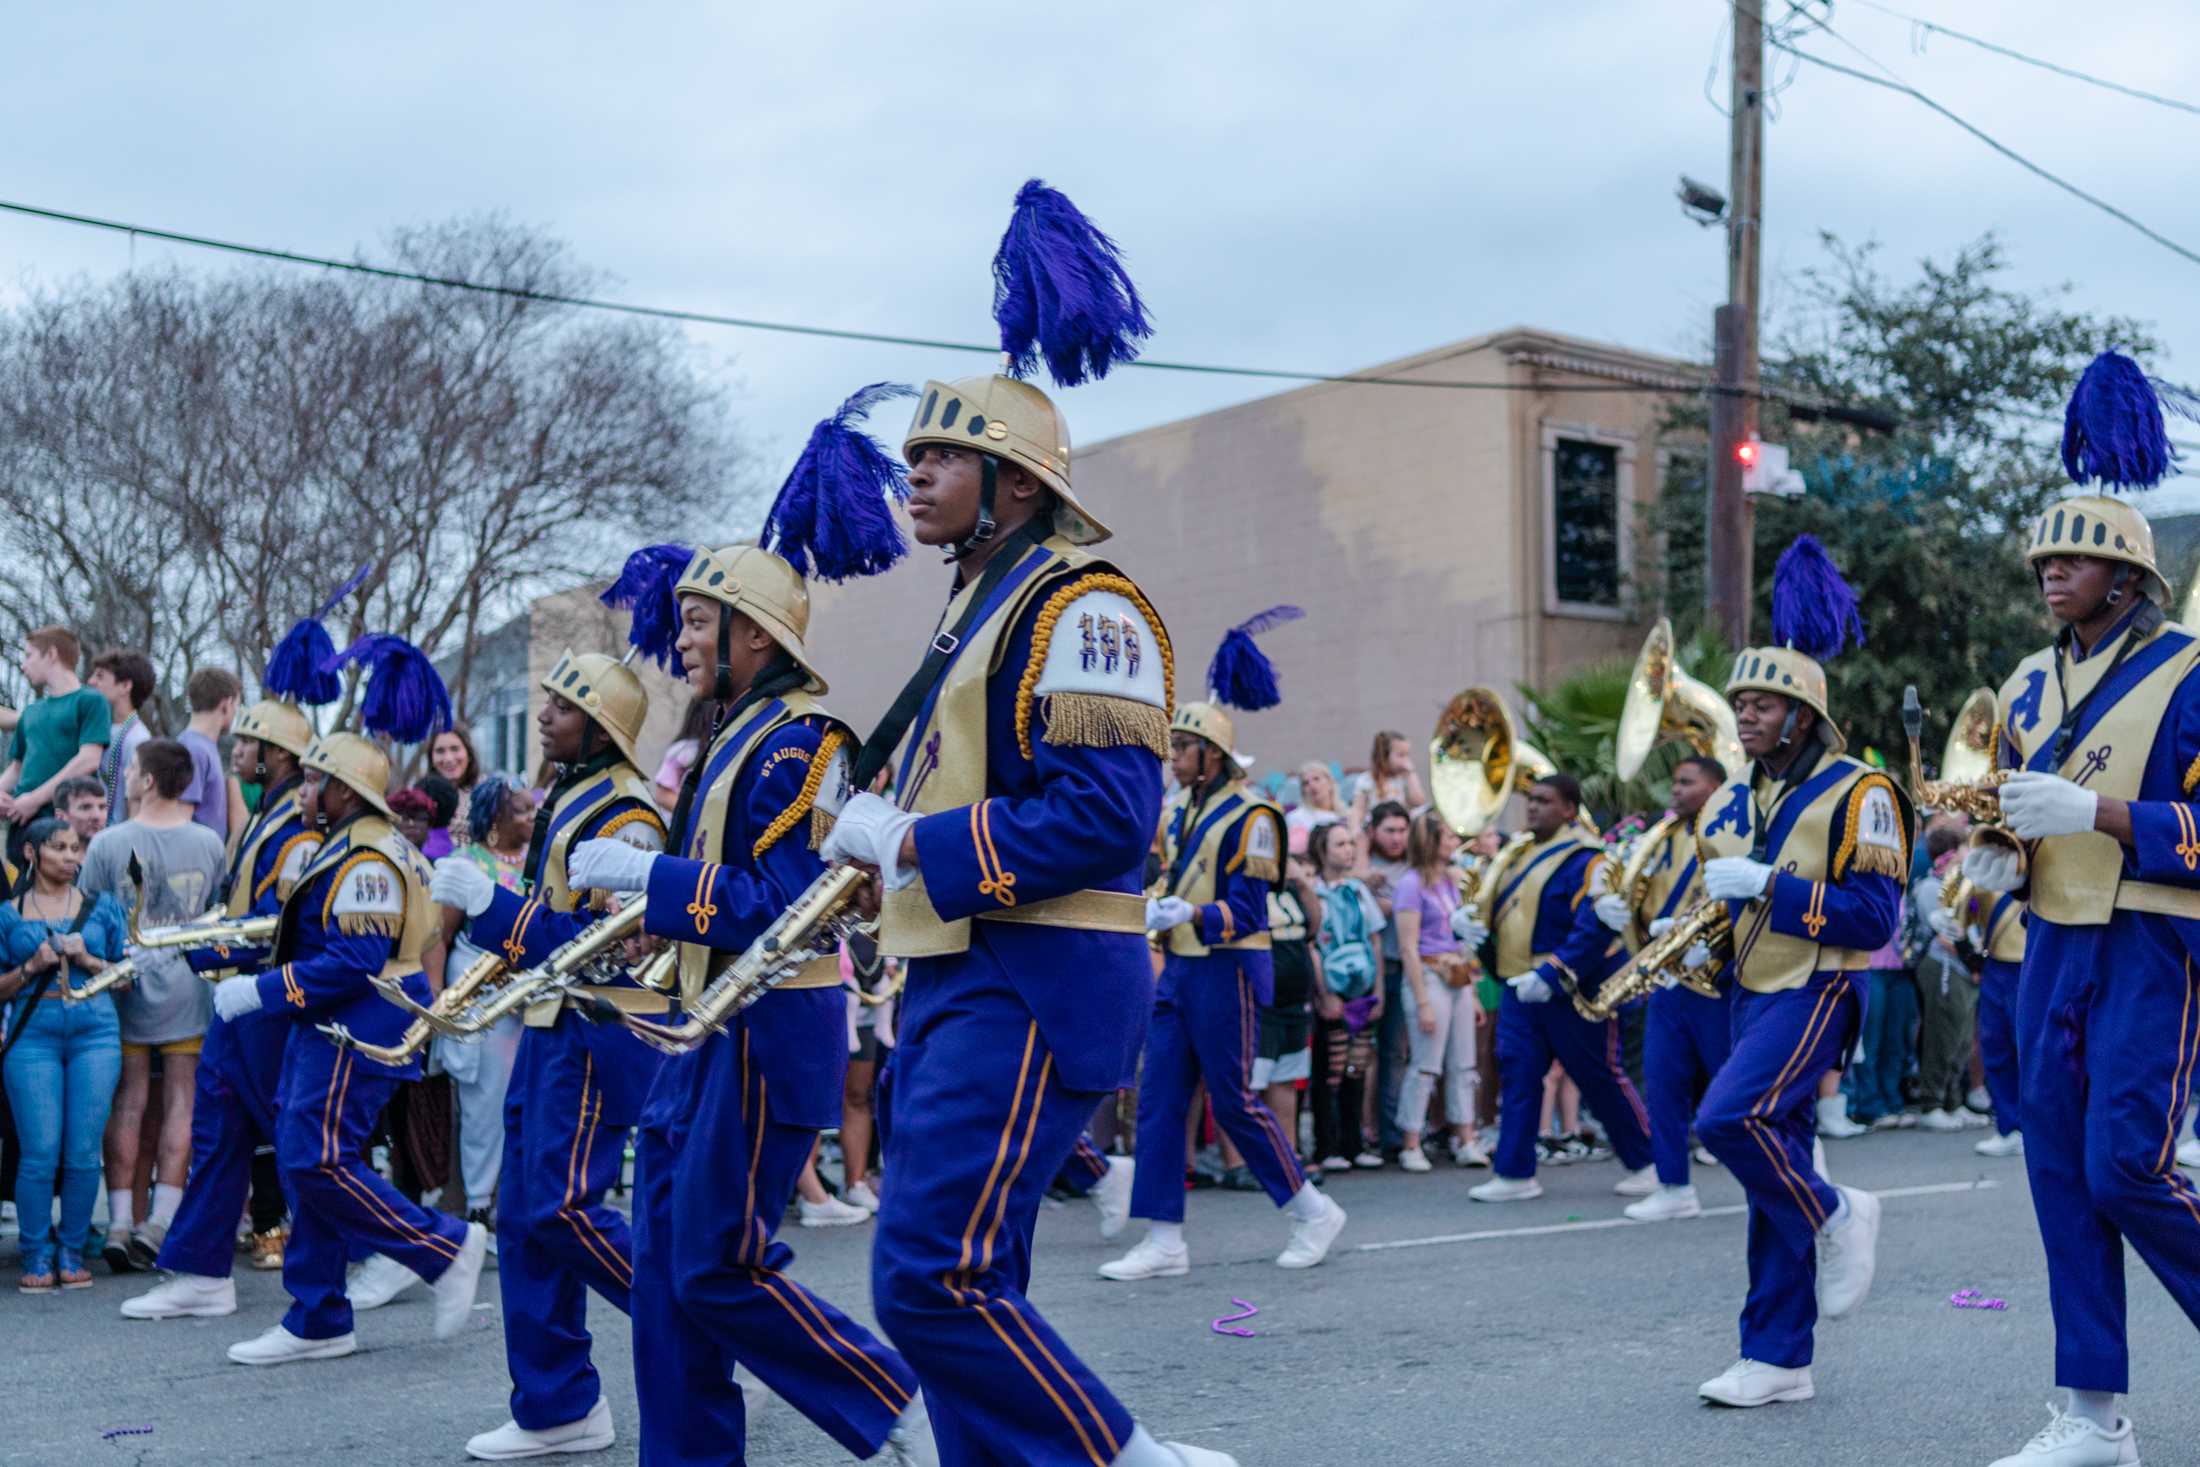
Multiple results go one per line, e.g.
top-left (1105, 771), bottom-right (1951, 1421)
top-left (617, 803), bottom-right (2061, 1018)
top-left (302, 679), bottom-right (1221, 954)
top-left (1836, 775), bottom-right (1909, 879)
top-left (598, 806), bottom-right (668, 852)
top-left (328, 853), bottom-right (407, 937)
top-left (1018, 575), bottom-right (1175, 760)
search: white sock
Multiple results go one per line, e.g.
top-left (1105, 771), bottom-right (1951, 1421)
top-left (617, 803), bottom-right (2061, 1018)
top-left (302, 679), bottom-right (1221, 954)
top-left (2067, 1389), bottom-right (2118, 1429)
top-left (151, 1183), bottom-right (184, 1228)
top-left (1815, 1095), bottom-right (1847, 1125)
top-left (108, 1191), bottom-right (134, 1233)
top-left (1110, 1424), bottom-right (1180, 1467)
top-left (1283, 1181), bottom-right (1327, 1222)
top-left (1145, 1222), bottom-right (1185, 1252)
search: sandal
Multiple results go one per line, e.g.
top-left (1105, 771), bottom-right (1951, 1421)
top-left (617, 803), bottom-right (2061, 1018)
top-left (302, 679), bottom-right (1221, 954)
top-left (56, 1250), bottom-right (93, 1289)
top-left (18, 1261), bottom-right (56, 1294)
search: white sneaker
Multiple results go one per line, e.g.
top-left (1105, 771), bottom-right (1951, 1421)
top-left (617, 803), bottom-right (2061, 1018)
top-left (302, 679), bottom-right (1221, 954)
top-left (1468, 1175), bottom-right (1543, 1203)
top-left (798, 1195), bottom-right (872, 1228)
top-left (1976, 1131), bottom-right (2026, 1158)
top-left (465, 1399), bottom-right (616, 1460)
top-left (347, 1252), bottom-right (423, 1310)
top-left (1614, 1165), bottom-right (1658, 1197)
top-left (1920, 1107), bottom-right (1966, 1133)
top-left (432, 1222), bottom-right (490, 1341)
top-left (844, 1180), bottom-right (882, 1213)
top-left (121, 1271), bottom-right (237, 1319)
top-left (1449, 1135), bottom-right (1491, 1168)
top-left (1398, 1146), bottom-right (1432, 1173)
top-left (1959, 1106), bottom-right (1994, 1129)
top-left (1987, 1404), bottom-right (2140, 1466)
top-left (2177, 1136), bottom-right (2200, 1170)
top-left (1698, 1357), bottom-right (1814, 1407)
top-left (1099, 1236), bottom-right (1190, 1281)
top-left (1816, 1185), bottom-right (1880, 1319)
top-left (883, 1391), bottom-right (940, 1467)
top-left (1967, 1085), bottom-right (1993, 1114)
top-left (1162, 1446), bottom-right (1240, 1467)
top-left (1693, 1144), bottom-right (1720, 1168)
top-left (1275, 1195), bottom-right (1346, 1270)
top-left (1351, 1150), bottom-right (1384, 1169)
top-left (1624, 1184), bottom-right (1702, 1222)
top-left (228, 1324), bottom-right (358, 1366)
top-left (1816, 1099), bottom-right (1867, 1139)
top-left (1090, 1157), bottom-right (1134, 1240)
top-left (1318, 1155), bottom-right (1353, 1173)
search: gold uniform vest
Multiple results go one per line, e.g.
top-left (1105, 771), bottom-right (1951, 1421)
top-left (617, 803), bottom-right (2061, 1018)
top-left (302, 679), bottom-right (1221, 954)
top-left (1482, 831), bottom-right (1595, 979)
top-left (223, 784), bottom-right (314, 919)
top-left (1983, 893), bottom-right (2027, 963)
top-left (1698, 750), bottom-right (1909, 994)
top-left (879, 535), bottom-right (1158, 959)
top-left (1995, 621), bottom-right (2200, 926)
top-left (276, 816), bottom-right (437, 983)
top-left (523, 761), bottom-right (666, 1027)
top-left (1623, 815), bottom-right (1702, 952)
top-left (1160, 783), bottom-right (1282, 958)
top-left (676, 691), bottom-right (844, 1004)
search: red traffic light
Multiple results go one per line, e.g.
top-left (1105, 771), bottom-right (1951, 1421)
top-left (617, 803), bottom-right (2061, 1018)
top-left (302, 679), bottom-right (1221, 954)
top-left (1736, 441), bottom-right (1760, 466)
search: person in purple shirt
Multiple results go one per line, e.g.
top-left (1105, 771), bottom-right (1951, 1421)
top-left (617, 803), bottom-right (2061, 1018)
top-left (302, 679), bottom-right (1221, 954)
top-left (179, 667), bottom-right (242, 846)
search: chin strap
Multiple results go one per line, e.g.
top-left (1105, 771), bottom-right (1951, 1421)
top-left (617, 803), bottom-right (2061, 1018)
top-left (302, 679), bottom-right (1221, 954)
top-left (942, 456), bottom-right (1001, 563)
top-left (711, 604), bottom-right (737, 704)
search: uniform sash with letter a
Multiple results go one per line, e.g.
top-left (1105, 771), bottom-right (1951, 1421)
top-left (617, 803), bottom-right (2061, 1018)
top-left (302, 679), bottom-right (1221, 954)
top-left (1487, 832), bottom-right (1591, 979)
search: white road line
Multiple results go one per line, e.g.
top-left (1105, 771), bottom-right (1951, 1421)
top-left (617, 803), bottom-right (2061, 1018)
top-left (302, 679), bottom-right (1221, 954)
top-left (1350, 1178), bottom-right (1998, 1253)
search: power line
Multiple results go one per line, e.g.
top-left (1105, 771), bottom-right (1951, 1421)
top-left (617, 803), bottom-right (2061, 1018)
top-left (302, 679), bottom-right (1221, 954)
top-left (0, 195), bottom-right (1688, 398)
top-left (1847, 0), bottom-right (2200, 118)
top-left (1774, 44), bottom-right (2200, 270)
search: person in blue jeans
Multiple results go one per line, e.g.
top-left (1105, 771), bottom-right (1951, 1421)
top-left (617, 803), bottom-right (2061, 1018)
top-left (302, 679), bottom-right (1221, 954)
top-left (1847, 940), bottom-right (1919, 1128)
top-left (0, 817), bottom-right (129, 1291)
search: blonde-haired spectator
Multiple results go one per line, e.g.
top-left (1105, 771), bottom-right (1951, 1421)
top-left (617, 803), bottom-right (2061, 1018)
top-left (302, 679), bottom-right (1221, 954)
top-left (1284, 760), bottom-right (1345, 854)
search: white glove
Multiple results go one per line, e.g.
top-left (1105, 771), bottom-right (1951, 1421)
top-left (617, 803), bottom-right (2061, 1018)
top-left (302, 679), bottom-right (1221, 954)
top-left (1508, 971), bottom-right (1553, 1005)
top-left (1963, 843), bottom-right (2023, 893)
top-left (1593, 892), bottom-right (1632, 933)
top-left (818, 792), bottom-right (924, 892)
top-left (1145, 896), bottom-right (1196, 932)
top-left (1682, 942), bottom-right (1713, 973)
top-left (1451, 909), bottom-right (1489, 947)
top-left (1704, 857), bottom-right (1774, 902)
top-left (214, 974), bottom-right (263, 1020)
top-left (568, 838), bottom-right (659, 895)
top-left (1648, 917), bottom-right (1676, 939)
top-left (429, 856), bottom-right (496, 917)
top-left (1928, 908), bottom-right (1963, 945)
top-left (1999, 771), bottom-right (2099, 840)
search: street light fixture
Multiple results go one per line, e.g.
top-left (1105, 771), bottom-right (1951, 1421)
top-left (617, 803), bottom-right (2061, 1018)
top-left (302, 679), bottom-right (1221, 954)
top-left (1677, 175), bottom-right (1728, 228)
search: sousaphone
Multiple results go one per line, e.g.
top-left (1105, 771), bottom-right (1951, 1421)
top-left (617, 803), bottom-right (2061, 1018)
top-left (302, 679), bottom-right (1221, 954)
top-left (1615, 618), bottom-right (1743, 781)
top-left (1430, 686), bottom-right (1554, 839)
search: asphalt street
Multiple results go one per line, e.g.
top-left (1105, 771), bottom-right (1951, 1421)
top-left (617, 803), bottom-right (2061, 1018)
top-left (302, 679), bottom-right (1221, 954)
top-left (6, 1130), bottom-right (2196, 1466)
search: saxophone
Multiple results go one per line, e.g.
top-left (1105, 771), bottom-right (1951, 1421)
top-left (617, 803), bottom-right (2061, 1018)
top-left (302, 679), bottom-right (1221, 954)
top-left (1574, 896), bottom-right (1729, 1022)
top-left (65, 868), bottom-right (283, 1002)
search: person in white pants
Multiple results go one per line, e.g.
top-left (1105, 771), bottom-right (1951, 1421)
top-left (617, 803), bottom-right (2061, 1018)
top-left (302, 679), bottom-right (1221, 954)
top-left (1393, 810), bottom-right (1484, 1170)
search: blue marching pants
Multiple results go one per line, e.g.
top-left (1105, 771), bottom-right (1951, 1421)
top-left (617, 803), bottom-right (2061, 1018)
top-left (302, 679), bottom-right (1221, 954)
top-left (1491, 987), bottom-right (1654, 1180)
top-left (1128, 956), bottom-right (1305, 1224)
top-left (1696, 973), bottom-right (1860, 1369)
top-left (2017, 916), bottom-right (2200, 1393)
top-left (273, 1035), bottom-right (469, 1340)
top-left (873, 954), bottom-right (1137, 1467)
top-left (631, 1020), bottom-right (915, 1467)
top-left (157, 1009), bottom-right (291, 1279)
top-left (1053, 1134), bottom-right (1110, 1197)
top-left (1644, 985), bottom-right (1734, 1187)
top-left (1977, 956), bottom-right (2023, 1137)
top-left (499, 1011), bottom-right (658, 1432)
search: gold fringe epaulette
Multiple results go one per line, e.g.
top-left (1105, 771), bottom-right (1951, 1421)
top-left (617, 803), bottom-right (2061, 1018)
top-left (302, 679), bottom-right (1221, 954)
top-left (336, 912), bottom-right (403, 938)
top-left (1833, 773), bottom-right (1911, 881)
top-left (1040, 692), bottom-right (1170, 760)
top-left (1015, 572), bottom-right (1175, 760)
top-left (1844, 844), bottom-right (1908, 880)
top-left (1240, 853), bottom-right (1281, 885)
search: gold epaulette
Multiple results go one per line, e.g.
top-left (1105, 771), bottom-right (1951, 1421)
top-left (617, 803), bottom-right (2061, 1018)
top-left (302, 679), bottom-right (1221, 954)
top-left (1014, 572), bottom-right (1175, 761)
top-left (1833, 772), bottom-right (1911, 881)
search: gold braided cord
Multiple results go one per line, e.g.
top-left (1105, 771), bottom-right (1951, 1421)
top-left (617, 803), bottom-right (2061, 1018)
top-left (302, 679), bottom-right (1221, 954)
top-left (753, 728), bottom-right (847, 860)
top-left (1833, 773), bottom-right (1909, 880)
top-left (2183, 747), bottom-right (2200, 796)
top-left (1016, 574), bottom-right (1175, 761)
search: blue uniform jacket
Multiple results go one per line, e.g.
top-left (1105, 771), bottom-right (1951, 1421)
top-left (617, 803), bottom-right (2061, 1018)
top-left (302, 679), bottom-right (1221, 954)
top-left (468, 781), bottom-right (663, 984)
top-left (1527, 847), bottom-right (1626, 996)
top-left (187, 780), bottom-right (309, 1106)
top-left (1164, 798), bottom-right (1277, 1004)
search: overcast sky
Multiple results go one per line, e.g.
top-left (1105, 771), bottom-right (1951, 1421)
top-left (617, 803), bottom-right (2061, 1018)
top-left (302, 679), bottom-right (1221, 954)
top-left (6, 1), bottom-right (2196, 512)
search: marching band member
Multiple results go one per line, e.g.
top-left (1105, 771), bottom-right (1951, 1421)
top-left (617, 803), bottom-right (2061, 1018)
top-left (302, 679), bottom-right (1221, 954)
top-left (1966, 355), bottom-right (2200, 1467)
top-left (430, 644), bottom-right (667, 1461)
top-left (1461, 772), bottom-right (1655, 1203)
top-left (119, 587), bottom-right (344, 1321)
top-left (819, 181), bottom-right (1235, 1466)
top-left (1598, 753), bottom-right (1732, 1221)
top-left (565, 391), bottom-right (933, 1467)
top-left (1943, 881), bottom-right (2026, 1159)
top-left (1689, 536), bottom-right (1907, 1409)
top-left (212, 634), bottom-right (488, 1365)
top-left (1103, 609), bottom-right (1347, 1283)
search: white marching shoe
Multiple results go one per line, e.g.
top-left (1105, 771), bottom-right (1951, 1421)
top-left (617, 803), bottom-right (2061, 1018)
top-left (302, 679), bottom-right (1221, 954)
top-left (1816, 1185), bottom-right (1881, 1320)
top-left (1624, 1184), bottom-right (1702, 1222)
top-left (1099, 1235), bottom-right (1190, 1281)
top-left (1091, 1157), bottom-right (1135, 1239)
top-left (120, 1271), bottom-right (237, 1319)
top-left (227, 1323), bottom-right (357, 1366)
top-left (1976, 1130), bottom-right (2026, 1158)
top-left (884, 1391), bottom-right (941, 1467)
top-left (465, 1399), bottom-right (616, 1460)
top-left (431, 1222), bottom-right (491, 1341)
top-left (1275, 1193), bottom-right (1347, 1270)
top-left (1698, 1358), bottom-right (1814, 1407)
top-left (1613, 1164), bottom-right (1658, 1197)
top-left (347, 1251), bottom-right (424, 1310)
top-left (2177, 1135), bottom-right (2200, 1169)
top-left (1162, 1447), bottom-right (1240, 1466)
top-left (1987, 1404), bottom-right (2139, 1466)
top-left (1468, 1175), bottom-right (1542, 1203)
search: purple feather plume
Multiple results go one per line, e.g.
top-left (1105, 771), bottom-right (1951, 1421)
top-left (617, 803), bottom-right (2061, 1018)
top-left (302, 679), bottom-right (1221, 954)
top-left (763, 383), bottom-right (915, 583)
top-left (992, 180), bottom-right (1153, 388)
top-left (324, 633), bottom-right (453, 745)
top-left (2062, 350), bottom-right (2180, 490)
top-left (264, 563), bottom-right (371, 707)
top-left (1208, 605), bottom-right (1305, 712)
top-left (1769, 535), bottom-right (1865, 662)
top-left (601, 543), bottom-right (694, 668)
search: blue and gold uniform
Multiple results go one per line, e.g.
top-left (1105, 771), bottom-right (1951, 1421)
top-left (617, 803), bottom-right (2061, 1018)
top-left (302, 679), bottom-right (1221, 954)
top-left (1965, 886), bottom-right (2026, 1141)
top-left (456, 651), bottom-right (668, 1442)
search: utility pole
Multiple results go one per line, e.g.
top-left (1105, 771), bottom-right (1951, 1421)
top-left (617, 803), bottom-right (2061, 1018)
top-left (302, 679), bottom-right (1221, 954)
top-left (1707, 0), bottom-right (1765, 649)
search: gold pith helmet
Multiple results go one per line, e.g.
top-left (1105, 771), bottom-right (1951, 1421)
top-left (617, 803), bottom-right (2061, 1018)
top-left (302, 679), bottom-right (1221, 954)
top-left (541, 650), bottom-right (649, 771)
top-left (2026, 493), bottom-right (2171, 606)
top-left (672, 544), bottom-right (826, 694)
top-left (904, 374), bottom-right (1108, 545)
top-left (302, 732), bottom-right (394, 820)
top-left (1725, 646), bottom-right (1845, 755)
top-left (1170, 701), bottom-right (1237, 758)
top-left (234, 698), bottom-right (314, 759)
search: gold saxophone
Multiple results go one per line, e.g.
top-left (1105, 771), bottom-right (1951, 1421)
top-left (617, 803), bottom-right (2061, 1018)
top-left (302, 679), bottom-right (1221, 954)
top-left (618, 865), bottom-right (872, 1056)
top-left (65, 875), bottom-right (283, 1003)
top-left (1903, 685), bottom-right (2025, 874)
top-left (1574, 896), bottom-right (1729, 1022)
